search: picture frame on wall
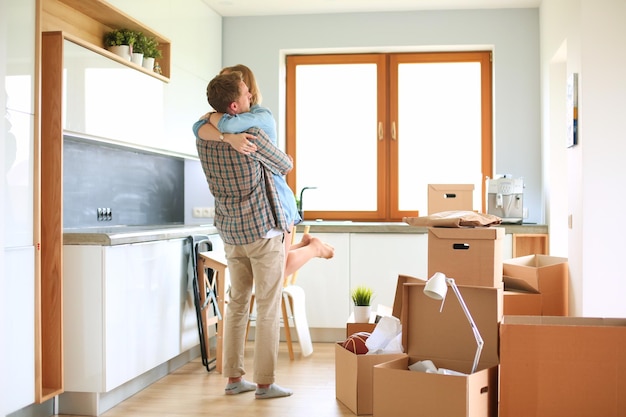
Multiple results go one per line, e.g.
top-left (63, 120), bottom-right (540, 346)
top-left (567, 73), bottom-right (578, 147)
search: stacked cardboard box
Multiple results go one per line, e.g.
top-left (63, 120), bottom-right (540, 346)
top-left (428, 226), bottom-right (504, 288)
top-left (373, 283), bottom-right (502, 417)
top-left (502, 254), bottom-right (569, 316)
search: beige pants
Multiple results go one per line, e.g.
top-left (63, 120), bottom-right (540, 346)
top-left (222, 235), bottom-right (285, 385)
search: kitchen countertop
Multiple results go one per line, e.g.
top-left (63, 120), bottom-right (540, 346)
top-left (63, 221), bottom-right (548, 246)
top-left (63, 224), bottom-right (219, 246)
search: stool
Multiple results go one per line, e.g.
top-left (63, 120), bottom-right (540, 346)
top-left (197, 251), bottom-right (227, 373)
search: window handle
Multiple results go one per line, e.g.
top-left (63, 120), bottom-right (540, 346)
top-left (392, 121), bottom-right (397, 141)
top-left (378, 121), bottom-right (384, 141)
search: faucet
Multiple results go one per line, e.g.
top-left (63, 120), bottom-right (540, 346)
top-left (298, 186), bottom-right (317, 219)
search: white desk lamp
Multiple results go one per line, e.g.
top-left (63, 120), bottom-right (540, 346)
top-left (423, 272), bottom-right (484, 374)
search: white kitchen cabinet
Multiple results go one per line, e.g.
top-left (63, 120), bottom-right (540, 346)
top-left (2, 246), bottom-right (35, 413)
top-left (63, 238), bottom-right (193, 393)
top-left (293, 233), bottom-right (351, 329)
top-left (349, 233), bottom-right (428, 309)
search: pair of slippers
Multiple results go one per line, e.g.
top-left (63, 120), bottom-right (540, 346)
top-left (225, 380), bottom-right (293, 399)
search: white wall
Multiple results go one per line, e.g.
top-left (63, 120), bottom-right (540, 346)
top-left (105, 0), bottom-right (223, 224)
top-left (541, 0), bottom-right (626, 317)
top-left (220, 9), bottom-right (543, 224)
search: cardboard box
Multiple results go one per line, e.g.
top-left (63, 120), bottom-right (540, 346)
top-left (502, 290), bottom-right (542, 315)
top-left (373, 283), bottom-right (502, 417)
top-left (337, 276), bottom-right (422, 415)
top-left (428, 184), bottom-right (475, 215)
top-left (428, 227), bottom-right (504, 288)
top-left (502, 255), bottom-right (568, 316)
top-left (499, 315), bottom-right (626, 417)
top-left (335, 344), bottom-right (406, 415)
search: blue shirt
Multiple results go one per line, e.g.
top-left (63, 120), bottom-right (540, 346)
top-left (217, 105), bottom-right (301, 226)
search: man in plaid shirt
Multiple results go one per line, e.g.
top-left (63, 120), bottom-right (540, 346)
top-left (193, 71), bottom-right (294, 399)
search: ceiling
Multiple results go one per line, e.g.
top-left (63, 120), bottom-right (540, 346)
top-left (201, 0), bottom-right (541, 17)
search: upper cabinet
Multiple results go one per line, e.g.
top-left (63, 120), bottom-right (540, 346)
top-left (41, 0), bottom-right (171, 81)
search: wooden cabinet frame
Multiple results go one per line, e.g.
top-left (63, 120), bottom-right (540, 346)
top-left (35, 0), bottom-right (171, 402)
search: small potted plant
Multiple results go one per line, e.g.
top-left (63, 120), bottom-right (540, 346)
top-left (351, 285), bottom-right (374, 323)
top-left (141, 36), bottom-right (162, 71)
top-left (103, 28), bottom-right (137, 61)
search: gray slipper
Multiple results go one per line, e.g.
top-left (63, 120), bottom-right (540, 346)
top-left (225, 379), bottom-right (256, 395)
top-left (255, 384), bottom-right (293, 399)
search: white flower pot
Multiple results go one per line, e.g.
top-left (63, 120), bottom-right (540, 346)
top-left (131, 52), bottom-right (144, 65)
top-left (353, 305), bottom-right (371, 323)
top-left (107, 45), bottom-right (131, 61)
top-left (142, 57), bottom-right (155, 71)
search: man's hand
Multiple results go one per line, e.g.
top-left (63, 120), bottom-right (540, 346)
top-left (225, 132), bottom-right (258, 155)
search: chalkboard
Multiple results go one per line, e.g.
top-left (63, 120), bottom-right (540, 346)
top-left (63, 136), bottom-right (184, 229)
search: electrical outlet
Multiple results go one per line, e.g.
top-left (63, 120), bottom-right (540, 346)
top-left (192, 207), bottom-right (203, 218)
top-left (201, 207), bottom-right (215, 218)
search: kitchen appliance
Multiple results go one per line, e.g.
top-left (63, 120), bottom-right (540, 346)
top-left (487, 175), bottom-right (524, 224)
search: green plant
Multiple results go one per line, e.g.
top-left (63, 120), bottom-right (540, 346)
top-left (103, 28), bottom-right (138, 48)
top-left (351, 285), bottom-right (373, 306)
top-left (142, 36), bottom-right (162, 59)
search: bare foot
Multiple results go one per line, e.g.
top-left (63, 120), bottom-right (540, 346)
top-left (310, 237), bottom-right (335, 259)
top-left (300, 233), bottom-right (312, 246)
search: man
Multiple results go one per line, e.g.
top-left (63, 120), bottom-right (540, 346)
top-left (193, 71), bottom-right (294, 399)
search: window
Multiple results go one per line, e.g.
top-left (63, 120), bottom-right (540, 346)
top-left (286, 51), bottom-right (492, 222)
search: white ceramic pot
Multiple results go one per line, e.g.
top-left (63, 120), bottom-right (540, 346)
top-left (142, 57), bottom-right (155, 71)
top-left (107, 45), bottom-right (131, 61)
top-left (353, 305), bottom-right (371, 323)
top-left (131, 52), bottom-right (144, 65)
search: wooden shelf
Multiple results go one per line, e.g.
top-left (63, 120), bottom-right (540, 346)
top-left (512, 233), bottom-right (549, 257)
top-left (42, 0), bottom-right (171, 81)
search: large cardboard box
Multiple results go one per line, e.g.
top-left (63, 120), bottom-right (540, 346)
top-left (337, 275), bottom-right (423, 415)
top-left (428, 184), bottom-right (475, 214)
top-left (428, 227), bottom-right (504, 287)
top-left (373, 283), bottom-right (502, 417)
top-left (499, 315), bottom-right (626, 417)
top-left (502, 254), bottom-right (568, 316)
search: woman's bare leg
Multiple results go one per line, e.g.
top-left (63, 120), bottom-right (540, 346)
top-left (284, 237), bottom-right (334, 278)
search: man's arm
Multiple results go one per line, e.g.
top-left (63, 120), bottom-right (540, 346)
top-left (245, 127), bottom-right (292, 176)
top-left (192, 118), bottom-right (257, 154)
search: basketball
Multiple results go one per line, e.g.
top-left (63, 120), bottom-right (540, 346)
top-left (342, 332), bottom-right (371, 355)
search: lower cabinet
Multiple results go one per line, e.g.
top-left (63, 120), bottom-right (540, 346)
top-left (295, 233), bottom-right (428, 330)
top-left (63, 238), bottom-right (195, 394)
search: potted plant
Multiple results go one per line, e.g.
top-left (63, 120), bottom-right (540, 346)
top-left (141, 35), bottom-right (162, 71)
top-left (103, 28), bottom-right (137, 61)
top-left (351, 285), bottom-right (374, 323)
top-left (130, 31), bottom-right (148, 65)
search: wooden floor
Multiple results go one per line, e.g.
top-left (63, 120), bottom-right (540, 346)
top-left (55, 342), bottom-right (355, 417)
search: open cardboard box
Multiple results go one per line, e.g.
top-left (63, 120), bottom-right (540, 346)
top-left (502, 254), bottom-right (568, 315)
top-left (336, 275), bottom-right (423, 415)
top-left (428, 226), bottom-right (504, 288)
top-left (428, 184), bottom-right (475, 214)
top-left (499, 315), bottom-right (626, 417)
top-left (372, 283), bottom-right (502, 417)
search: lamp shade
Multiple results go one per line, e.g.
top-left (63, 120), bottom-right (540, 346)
top-left (424, 272), bottom-right (448, 300)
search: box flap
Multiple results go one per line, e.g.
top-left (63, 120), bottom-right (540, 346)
top-left (392, 275), bottom-right (425, 319)
top-left (503, 275), bottom-right (540, 293)
top-left (503, 254), bottom-right (568, 268)
top-left (428, 226), bottom-right (504, 240)
top-left (402, 282), bottom-right (502, 369)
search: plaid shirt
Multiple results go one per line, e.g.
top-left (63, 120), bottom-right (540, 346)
top-left (195, 124), bottom-right (291, 245)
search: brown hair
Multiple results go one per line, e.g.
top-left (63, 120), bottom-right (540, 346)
top-left (206, 71), bottom-right (244, 113)
top-left (220, 64), bottom-right (262, 106)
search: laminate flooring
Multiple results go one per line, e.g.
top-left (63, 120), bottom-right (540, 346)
top-left (55, 342), bottom-right (355, 417)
